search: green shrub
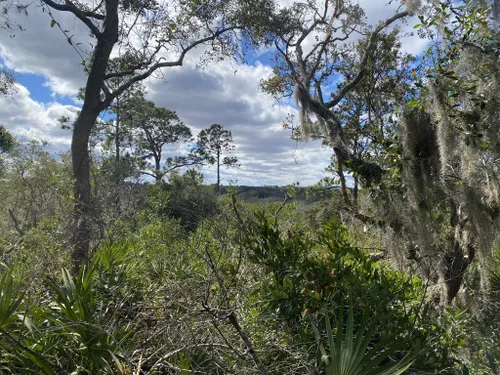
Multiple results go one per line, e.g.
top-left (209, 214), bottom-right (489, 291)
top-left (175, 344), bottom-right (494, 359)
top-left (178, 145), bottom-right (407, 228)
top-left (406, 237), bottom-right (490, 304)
top-left (240, 213), bottom-right (464, 372)
top-left (148, 171), bottom-right (218, 231)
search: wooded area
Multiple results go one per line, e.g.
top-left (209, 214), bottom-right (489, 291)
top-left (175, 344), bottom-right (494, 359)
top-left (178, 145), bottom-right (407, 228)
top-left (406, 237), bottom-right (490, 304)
top-left (1, 0), bottom-right (500, 373)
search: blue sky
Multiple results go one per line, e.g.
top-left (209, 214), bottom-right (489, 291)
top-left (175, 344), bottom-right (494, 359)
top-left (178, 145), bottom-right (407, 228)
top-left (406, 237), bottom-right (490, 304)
top-left (0, 0), bottom-right (427, 186)
top-left (15, 73), bottom-right (53, 103)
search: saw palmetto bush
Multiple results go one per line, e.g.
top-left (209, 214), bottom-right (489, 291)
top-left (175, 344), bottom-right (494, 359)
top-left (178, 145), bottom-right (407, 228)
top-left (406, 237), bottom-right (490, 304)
top-left (0, 265), bottom-right (34, 373)
top-left (0, 265), bottom-right (58, 374)
top-left (45, 266), bottom-right (132, 374)
top-left (319, 304), bottom-right (418, 375)
top-left (0, 259), bottom-right (138, 374)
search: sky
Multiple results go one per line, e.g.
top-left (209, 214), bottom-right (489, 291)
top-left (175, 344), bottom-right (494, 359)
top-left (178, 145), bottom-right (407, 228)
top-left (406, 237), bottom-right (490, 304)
top-left (0, 0), bottom-right (427, 186)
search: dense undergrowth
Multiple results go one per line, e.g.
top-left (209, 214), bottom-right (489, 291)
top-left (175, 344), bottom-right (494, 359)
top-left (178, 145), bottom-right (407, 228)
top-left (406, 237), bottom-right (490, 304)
top-left (1, 173), bottom-right (499, 374)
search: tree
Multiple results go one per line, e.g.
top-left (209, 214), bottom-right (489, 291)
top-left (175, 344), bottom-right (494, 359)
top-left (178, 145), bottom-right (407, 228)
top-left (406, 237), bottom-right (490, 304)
top-left (96, 61), bottom-right (145, 167)
top-left (266, 0), bottom-right (500, 303)
top-left (2, 0), bottom-right (285, 269)
top-left (261, 1), bottom-right (409, 189)
top-left (193, 124), bottom-right (238, 195)
top-left (0, 126), bottom-right (16, 175)
top-left (0, 68), bottom-right (16, 96)
top-left (121, 94), bottom-right (192, 182)
top-left (149, 170), bottom-right (218, 231)
top-left (0, 125), bottom-right (15, 154)
top-left (287, 28), bottom-right (414, 209)
top-left (389, 0), bottom-right (500, 302)
top-left (0, 142), bottom-right (73, 237)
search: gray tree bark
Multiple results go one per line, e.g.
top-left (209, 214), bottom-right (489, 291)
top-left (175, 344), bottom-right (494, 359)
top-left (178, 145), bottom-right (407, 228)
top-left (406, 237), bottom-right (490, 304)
top-left (69, 0), bottom-right (119, 270)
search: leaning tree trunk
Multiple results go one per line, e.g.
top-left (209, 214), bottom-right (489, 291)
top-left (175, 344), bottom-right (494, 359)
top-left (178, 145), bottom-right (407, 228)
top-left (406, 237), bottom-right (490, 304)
top-left (69, 0), bottom-right (119, 271)
top-left (71, 111), bottom-right (100, 270)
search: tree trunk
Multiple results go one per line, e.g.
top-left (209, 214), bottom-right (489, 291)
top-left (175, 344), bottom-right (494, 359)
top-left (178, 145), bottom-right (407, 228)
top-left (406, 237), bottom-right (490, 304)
top-left (335, 151), bottom-right (350, 206)
top-left (113, 97), bottom-right (121, 214)
top-left (69, 0), bottom-right (119, 271)
top-left (115, 97), bottom-right (120, 163)
top-left (154, 154), bottom-right (162, 182)
top-left (71, 110), bottom-right (100, 270)
top-left (216, 151), bottom-right (220, 195)
top-left (353, 174), bottom-right (359, 209)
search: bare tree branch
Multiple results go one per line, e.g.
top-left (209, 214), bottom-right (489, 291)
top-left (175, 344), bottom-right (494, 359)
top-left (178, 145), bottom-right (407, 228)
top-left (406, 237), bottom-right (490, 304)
top-left (40, 0), bottom-right (103, 36)
top-left (100, 25), bottom-right (242, 110)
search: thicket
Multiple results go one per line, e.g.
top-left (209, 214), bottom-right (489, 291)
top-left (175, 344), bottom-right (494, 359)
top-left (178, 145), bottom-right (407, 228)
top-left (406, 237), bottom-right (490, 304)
top-left (0, 145), bottom-right (499, 374)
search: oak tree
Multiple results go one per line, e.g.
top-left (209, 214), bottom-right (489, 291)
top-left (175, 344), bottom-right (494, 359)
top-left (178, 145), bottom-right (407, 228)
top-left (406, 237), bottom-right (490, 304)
top-left (261, 0), bottom-right (409, 189)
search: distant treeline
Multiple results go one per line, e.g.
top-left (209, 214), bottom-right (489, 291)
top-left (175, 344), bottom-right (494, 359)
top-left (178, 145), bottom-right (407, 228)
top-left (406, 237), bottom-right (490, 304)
top-left (120, 181), bottom-right (339, 204)
top-left (220, 185), bottom-right (337, 202)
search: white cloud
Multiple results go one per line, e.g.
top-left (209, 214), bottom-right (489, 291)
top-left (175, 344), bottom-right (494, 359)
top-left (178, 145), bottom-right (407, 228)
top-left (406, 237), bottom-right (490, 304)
top-left (0, 7), bottom-right (90, 98)
top-left (142, 58), bottom-right (334, 185)
top-left (0, 84), bottom-right (79, 151)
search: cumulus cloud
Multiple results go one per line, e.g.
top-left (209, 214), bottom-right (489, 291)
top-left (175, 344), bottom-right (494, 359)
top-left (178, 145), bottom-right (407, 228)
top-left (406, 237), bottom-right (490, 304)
top-left (144, 58), bottom-right (333, 185)
top-left (0, 6), bottom-right (90, 97)
top-left (0, 84), bottom-right (79, 152)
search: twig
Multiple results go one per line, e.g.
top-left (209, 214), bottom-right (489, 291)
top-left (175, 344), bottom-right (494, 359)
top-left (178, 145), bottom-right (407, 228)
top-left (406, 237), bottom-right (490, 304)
top-left (196, 228), bottom-right (271, 375)
top-left (274, 194), bottom-right (291, 222)
top-left (227, 311), bottom-right (270, 375)
top-left (231, 194), bottom-right (245, 228)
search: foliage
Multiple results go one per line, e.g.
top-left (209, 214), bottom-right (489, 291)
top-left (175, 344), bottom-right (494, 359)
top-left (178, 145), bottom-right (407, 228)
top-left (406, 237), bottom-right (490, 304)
top-left (0, 125), bottom-right (15, 154)
top-left (45, 266), bottom-right (131, 374)
top-left (191, 124), bottom-right (239, 194)
top-left (148, 170), bottom-right (218, 231)
top-left (261, 0), bottom-right (410, 189)
top-left (239, 211), bottom-right (463, 372)
top-left (194, 124), bottom-right (238, 166)
top-left (0, 184), bottom-right (486, 374)
top-left (2, 0), bottom-right (286, 268)
top-left (0, 125), bottom-right (16, 175)
top-left (3, 0), bottom-right (500, 372)
top-left (0, 142), bottom-right (72, 238)
top-left (366, 0), bottom-right (500, 304)
top-left (0, 68), bottom-right (16, 96)
top-left (120, 93), bottom-right (193, 182)
top-left (320, 305), bottom-right (417, 375)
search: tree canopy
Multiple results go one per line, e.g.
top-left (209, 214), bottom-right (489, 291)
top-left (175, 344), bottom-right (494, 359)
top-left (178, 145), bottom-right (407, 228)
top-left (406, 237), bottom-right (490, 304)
top-left (2, 0), bottom-right (287, 268)
top-left (192, 124), bottom-right (238, 194)
top-left (120, 93), bottom-right (192, 182)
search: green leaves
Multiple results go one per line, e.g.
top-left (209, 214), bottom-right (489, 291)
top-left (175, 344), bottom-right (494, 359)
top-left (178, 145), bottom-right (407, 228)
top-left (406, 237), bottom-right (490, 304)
top-left (119, 92), bottom-right (193, 182)
top-left (0, 267), bottom-right (23, 331)
top-left (193, 124), bottom-right (238, 167)
top-left (45, 265), bottom-right (130, 374)
top-left (0, 125), bottom-right (16, 154)
top-left (320, 304), bottom-right (419, 375)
